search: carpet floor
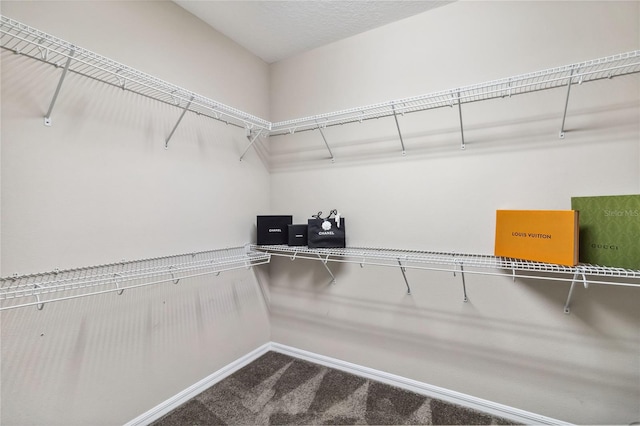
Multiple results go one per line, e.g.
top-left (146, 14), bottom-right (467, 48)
top-left (152, 351), bottom-right (516, 425)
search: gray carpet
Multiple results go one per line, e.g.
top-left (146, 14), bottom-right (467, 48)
top-left (152, 351), bottom-right (516, 425)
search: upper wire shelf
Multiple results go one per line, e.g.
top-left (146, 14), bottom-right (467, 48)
top-left (3, 15), bottom-right (639, 141)
top-left (0, 16), bottom-right (271, 132)
top-left (0, 245), bottom-right (270, 311)
top-left (256, 245), bottom-right (640, 287)
top-left (269, 50), bottom-right (640, 136)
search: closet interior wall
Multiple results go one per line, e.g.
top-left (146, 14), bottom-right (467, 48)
top-left (268, 1), bottom-right (640, 425)
top-left (2, 1), bottom-right (640, 425)
top-left (1, 1), bottom-right (271, 425)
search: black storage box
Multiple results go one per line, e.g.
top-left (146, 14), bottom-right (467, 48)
top-left (287, 224), bottom-right (308, 246)
top-left (256, 215), bottom-right (292, 245)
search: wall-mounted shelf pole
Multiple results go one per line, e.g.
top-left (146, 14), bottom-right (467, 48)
top-left (564, 268), bottom-right (587, 314)
top-left (458, 262), bottom-right (468, 302)
top-left (165, 96), bottom-right (194, 149)
top-left (316, 253), bottom-right (336, 285)
top-left (391, 104), bottom-right (407, 155)
top-left (452, 260), bottom-right (469, 302)
top-left (113, 273), bottom-right (124, 295)
top-left (563, 280), bottom-right (577, 314)
top-left (239, 128), bottom-right (264, 161)
top-left (33, 284), bottom-right (44, 310)
top-left (456, 91), bottom-right (466, 150)
top-left (43, 47), bottom-right (75, 126)
top-left (315, 119), bottom-right (335, 162)
top-left (559, 67), bottom-right (576, 139)
top-left (397, 259), bottom-right (411, 294)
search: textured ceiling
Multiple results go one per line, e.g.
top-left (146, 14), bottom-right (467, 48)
top-left (174, 1), bottom-right (452, 64)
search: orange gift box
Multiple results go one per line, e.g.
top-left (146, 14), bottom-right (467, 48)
top-left (494, 210), bottom-right (579, 266)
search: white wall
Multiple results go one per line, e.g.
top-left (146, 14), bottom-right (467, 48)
top-left (1, 2), bottom-right (271, 425)
top-left (2, 1), bottom-right (639, 425)
top-left (268, 1), bottom-right (640, 424)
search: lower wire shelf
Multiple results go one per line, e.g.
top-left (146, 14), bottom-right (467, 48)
top-left (0, 245), bottom-right (270, 311)
top-left (256, 245), bottom-right (640, 314)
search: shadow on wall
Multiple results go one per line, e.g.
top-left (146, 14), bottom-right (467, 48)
top-left (268, 284), bottom-right (639, 391)
top-left (266, 259), bottom-right (640, 408)
top-left (265, 255), bottom-right (348, 290)
top-left (0, 269), bottom-right (271, 424)
top-left (516, 275), bottom-right (640, 339)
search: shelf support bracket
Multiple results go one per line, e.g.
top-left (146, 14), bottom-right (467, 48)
top-left (239, 128), bottom-right (264, 161)
top-left (33, 284), bottom-right (44, 311)
top-left (391, 104), bottom-right (407, 156)
top-left (564, 269), bottom-right (587, 314)
top-left (315, 119), bottom-right (335, 162)
top-left (397, 259), bottom-right (411, 294)
top-left (165, 96), bottom-right (194, 149)
top-left (453, 261), bottom-right (469, 302)
top-left (44, 48), bottom-right (75, 126)
top-left (316, 253), bottom-right (336, 285)
top-left (168, 266), bottom-right (180, 285)
top-left (559, 67), bottom-right (576, 139)
top-left (113, 273), bottom-right (124, 295)
top-left (456, 91), bottom-right (465, 150)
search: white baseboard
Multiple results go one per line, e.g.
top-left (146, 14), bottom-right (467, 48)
top-left (270, 342), bottom-right (571, 426)
top-left (126, 341), bottom-right (571, 426)
top-left (124, 342), bottom-right (271, 426)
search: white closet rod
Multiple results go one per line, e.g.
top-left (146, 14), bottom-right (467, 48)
top-left (2, 15), bottom-right (639, 144)
top-left (0, 246), bottom-right (271, 311)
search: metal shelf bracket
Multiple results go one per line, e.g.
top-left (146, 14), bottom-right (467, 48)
top-left (165, 96), bottom-right (194, 149)
top-left (315, 119), bottom-right (335, 162)
top-left (397, 258), bottom-right (411, 294)
top-left (114, 68), bottom-right (125, 90)
top-left (44, 47), bottom-right (75, 126)
top-left (559, 67), bottom-right (577, 139)
top-left (168, 266), bottom-right (180, 285)
top-left (239, 128), bottom-right (264, 161)
top-left (33, 284), bottom-right (44, 311)
top-left (564, 268), bottom-right (587, 314)
top-left (316, 253), bottom-right (336, 285)
top-left (36, 39), bottom-right (48, 60)
top-left (391, 103), bottom-right (407, 155)
top-left (456, 91), bottom-right (466, 150)
top-left (453, 261), bottom-right (469, 302)
top-left (113, 273), bottom-right (124, 295)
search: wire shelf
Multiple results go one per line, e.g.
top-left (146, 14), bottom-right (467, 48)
top-left (3, 15), bottom-right (638, 140)
top-left (0, 16), bottom-right (271, 132)
top-left (0, 246), bottom-right (270, 311)
top-left (256, 245), bottom-right (640, 288)
top-left (269, 50), bottom-right (640, 136)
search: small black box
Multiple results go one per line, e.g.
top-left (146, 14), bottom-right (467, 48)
top-left (288, 224), bottom-right (308, 246)
top-left (256, 215), bottom-right (292, 245)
